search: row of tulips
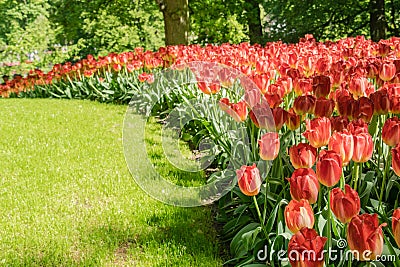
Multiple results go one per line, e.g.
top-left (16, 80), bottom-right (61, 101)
top-left (1, 35), bottom-right (400, 266)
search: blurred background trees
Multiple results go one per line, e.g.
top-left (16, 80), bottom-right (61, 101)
top-left (1, 0), bottom-right (399, 76)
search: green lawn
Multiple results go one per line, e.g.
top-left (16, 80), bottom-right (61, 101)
top-left (0, 99), bottom-right (223, 266)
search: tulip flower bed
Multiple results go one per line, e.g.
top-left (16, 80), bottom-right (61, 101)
top-left (2, 35), bottom-right (400, 266)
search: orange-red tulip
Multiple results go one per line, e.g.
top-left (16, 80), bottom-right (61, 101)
top-left (303, 117), bottom-right (331, 148)
top-left (288, 228), bottom-right (327, 267)
top-left (197, 81), bottom-right (221, 94)
top-left (382, 117), bottom-right (400, 147)
top-left (287, 168), bottom-right (319, 204)
top-left (392, 144), bottom-right (400, 177)
top-left (330, 184), bottom-right (360, 223)
top-left (285, 199), bottom-right (315, 233)
top-left (349, 76), bottom-right (370, 98)
top-left (272, 107), bottom-right (287, 131)
top-left (316, 150), bottom-right (342, 187)
top-left (352, 132), bottom-right (373, 163)
top-left (236, 164), bottom-right (262, 196)
top-left (328, 129), bottom-right (354, 166)
top-left (219, 98), bottom-right (248, 123)
top-left (347, 214), bottom-right (387, 261)
top-left (249, 102), bottom-right (274, 130)
top-left (392, 208), bottom-right (400, 248)
top-left (379, 62), bottom-right (396, 81)
top-left (259, 132), bottom-right (280, 161)
top-left (289, 143), bottom-right (317, 169)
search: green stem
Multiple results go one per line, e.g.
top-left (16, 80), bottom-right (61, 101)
top-left (253, 195), bottom-right (268, 239)
top-left (326, 187), bottom-right (332, 266)
top-left (379, 147), bottom-right (391, 211)
top-left (340, 172), bottom-right (345, 190)
top-left (353, 163), bottom-right (360, 191)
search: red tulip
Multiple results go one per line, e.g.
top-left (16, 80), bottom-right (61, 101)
top-left (252, 73), bottom-right (269, 94)
top-left (312, 75), bottom-right (331, 98)
top-left (352, 132), bottom-right (373, 163)
top-left (272, 107), bottom-right (287, 131)
top-left (293, 95), bottom-right (316, 115)
top-left (219, 98), bottom-right (248, 123)
top-left (316, 150), bottom-right (342, 187)
top-left (258, 132), bottom-right (280, 161)
top-left (303, 117), bottom-right (331, 148)
top-left (337, 94), bottom-right (355, 119)
top-left (288, 228), bottom-right (327, 267)
top-left (286, 108), bottom-right (301, 131)
top-left (249, 102), bottom-right (274, 130)
top-left (287, 168), bottom-right (319, 204)
top-left (379, 62), bottom-right (396, 81)
top-left (330, 116), bottom-right (349, 132)
top-left (391, 96), bottom-right (400, 114)
top-left (392, 208), bottom-right (400, 248)
top-left (330, 184), bottom-right (360, 223)
top-left (352, 97), bottom-right (374, 123)
top-left (382, 117), bottom-right (400, 147)
top-left (285, 199), bottom-right (315, 233)
top-left (244, 87), bottom-right (262, 109)
top-left (236, 164), bottom-right (262, 196)
top-left (289, 143), bottom-right (317, 169)
top-left (347, 119), bottom-right (369, 135)
top-left (370, 89), bottom-right (390, 115)
top-left (328, 129), bottom-right (354, 166)
top-left (293, 78), bottom-right (312, 96)
top-left (392, 144), bottom-right (400, 177)
top-left (347, 214), bottom-right (387, 261)
top-left (314, 97), bottom-right (334, 118)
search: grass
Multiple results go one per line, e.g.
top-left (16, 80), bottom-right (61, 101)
top-left (0, 98), bottom-right (223, 266)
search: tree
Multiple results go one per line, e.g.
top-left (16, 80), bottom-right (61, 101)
top-left (244, 0), bottom-right (263, 44)
top-left (156, 0), bottom-right (189, 45)
top-left (370, 0), bottom-right (387, 41)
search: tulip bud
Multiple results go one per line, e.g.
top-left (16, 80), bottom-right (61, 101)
top-left (330, 184), bottom-right (360, 223)
top-left (312, 75), bottom-right (331, 98)
top-left (293, 95), bottom-right (316, 115)
top-left (314, 97), bottom-right (334, 118)
top-left (392, 208), bottom-right (400, 248)
top-left (303, 117), bottom-right (331, 148)
top-left (236, 164), bottom-right (262, 196)
top-left (328, 129), bottom-right (354, 166)
top-left (284, 199), bottom-right (315, 233)
top-left (288, 228), bottom-right (327, 267)
top-left (392, 144), bottom-right (400, 177)
top-left (379, 62), bottom-right (396, 81)
top-left (382, 117), bottom-right (400, 147)
top-left (347, 214), bottom-right (387, 261)
top-left (289, 143), bottom-right (317, 169)
top-left (316, 150), bottom-right (342, 187)
top-left (287, 168), bottom-right (319, 204)
top-left (352, 132), bottom-right (373, 163)
top-left (258, 132), bottom-right (280, 161)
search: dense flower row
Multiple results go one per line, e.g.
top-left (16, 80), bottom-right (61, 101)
top-left (2, 34), bottom-right (400, 266)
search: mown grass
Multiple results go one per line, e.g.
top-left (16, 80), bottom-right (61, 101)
top-left (0, 99), bottom-right (223, 266)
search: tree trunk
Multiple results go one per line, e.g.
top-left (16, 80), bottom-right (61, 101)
top-left (369, 0), bottom-right (387, 41)
top-left (156, 0), bottom-right (189, 45)
top-left (245, 0), bottom-right (263, 45)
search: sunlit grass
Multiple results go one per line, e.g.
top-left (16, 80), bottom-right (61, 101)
top-left (0, 99), bottom-right (222, 266)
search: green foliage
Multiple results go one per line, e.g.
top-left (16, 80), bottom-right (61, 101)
top-left (189, 0), bottom-right (249, 44)
top-left (51, 0), bottom-right (164, 57)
